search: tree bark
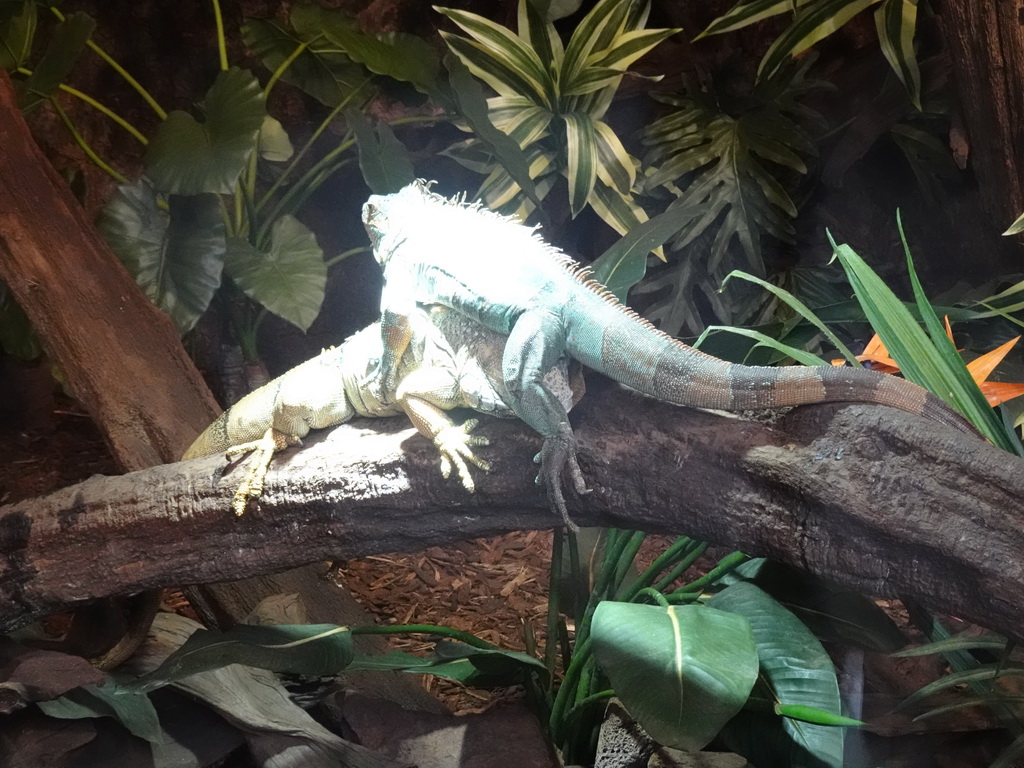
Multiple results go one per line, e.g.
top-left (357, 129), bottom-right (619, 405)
top-left (0, 70), bottom-right (439, 712)
top-left (941, 0), bottom-right (1024, 230)
top-left (2, 386), bottom-right (1021, 640)
top-left (0, 71), bottom-right (219, 468)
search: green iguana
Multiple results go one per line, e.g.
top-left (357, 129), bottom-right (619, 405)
top-left (362, 180), bottom-right (977, 530)
top-left (183, 304), bottom-right (582, 514)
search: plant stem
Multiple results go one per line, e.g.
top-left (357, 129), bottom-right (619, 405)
top-left (49, 98), bottom-right (127, 183)
top-left (264, 40), bottom-right (309, 97)
top-left (210, 0), bottom-right (229, 71)
top-left (16, 66), bottom-right (148, 144)
top-left (651, 540), bottom-right (708, 593)
top-left (544, 528), bottom-right (565, 676)
top-left (672, 550), bottom-right (748, 596)
top-left (50, 5), bottom-right (167, 120)
top-left (632, 587), bottom-right (670, 607)
top-left (325, 246), bottom-right (367, 268)
top-left (256, 81), bottom-right (369, 214)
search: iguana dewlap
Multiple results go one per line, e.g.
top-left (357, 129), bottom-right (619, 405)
top-left (183, 305), bottom-right (578, 514)
top-left (363, 180), bottom-right (976, 530)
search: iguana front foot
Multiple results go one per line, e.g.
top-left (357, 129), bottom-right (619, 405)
top-left (224, 427), bottom-right (299, 515)
top-left (535, 422), bottom-right (588, 532)
top-left (434, 418), bottom-right (491, 493)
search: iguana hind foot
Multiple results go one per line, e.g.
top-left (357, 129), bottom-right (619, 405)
top-left (224, 427), bottom-right (299, 515)
top-left (535, 422), bottom-right (589, 532)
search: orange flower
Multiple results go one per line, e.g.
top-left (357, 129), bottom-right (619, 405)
top-left (832, 329), bottom-right (1024, 407)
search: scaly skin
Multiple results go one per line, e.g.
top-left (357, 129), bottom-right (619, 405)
top-left (184, 305), bottom-right (579, 513)
top-left (363, 180), bottom-right (977, 529)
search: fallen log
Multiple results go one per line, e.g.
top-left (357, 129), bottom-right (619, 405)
top-left (1, 383), bottom-right (1021, 639)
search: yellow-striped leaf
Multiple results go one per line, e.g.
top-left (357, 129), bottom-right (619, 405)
top-left (757, 0), bottom-right (881, 81)
top-left (565, 112), bottom-right (598, 216)
top-left (875, 0), bottom-right (921, 110)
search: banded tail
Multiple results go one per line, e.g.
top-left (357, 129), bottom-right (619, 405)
top-left (565, 288), bottom-right (975, 435)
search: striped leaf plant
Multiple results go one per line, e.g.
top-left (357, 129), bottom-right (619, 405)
top-left (697, 0), bottom-right (922, 110)
top-left (435, 0), bottom-right (678, 239)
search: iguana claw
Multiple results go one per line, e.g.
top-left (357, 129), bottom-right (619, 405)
top-left (535, 422), bottom-right (588, 532)
top-left (434, 418), bottom-right (491, 493)
top-left (224, 427), bottom-right (299, 515)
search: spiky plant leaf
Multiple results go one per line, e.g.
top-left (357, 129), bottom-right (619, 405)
top-left (757, 0), bottom-right (881, 81)
top-left (875, 0), bottom-right (920, 109)
top-left (643, 99), bottom-right (803, 275)
top-left (437, 0), bottom-right (676, 242)
top-left (696, 0), bottom-right (803, 39)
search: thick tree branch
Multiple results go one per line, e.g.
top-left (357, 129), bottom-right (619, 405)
top-left (2, 383), bottom-right (1021, 638)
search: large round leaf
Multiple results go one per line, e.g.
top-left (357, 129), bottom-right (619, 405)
top-left (241, 17), bottom-right (365, 108)
top-left (145, 67), bottom-right (265, 195)
top-left (591, 601), bottom-right (758, 751)
top-left (98, 181), bottom-right (224, 334)
top-left (224, 216), bottom-right (326, 332)
top-left (709, 581), bottom-right (845, 768)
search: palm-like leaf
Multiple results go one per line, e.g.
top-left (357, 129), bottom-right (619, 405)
top-left (437, 0), bottom-right (677, 240)
top-left (699, 0), bottom-right (922, 109)
top-left (642, 90), bottom-right (811, 276)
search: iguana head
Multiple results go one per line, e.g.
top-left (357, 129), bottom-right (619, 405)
top-left (362, 180), bottom-right (434, 264)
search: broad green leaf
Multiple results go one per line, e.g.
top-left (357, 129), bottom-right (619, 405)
top-left (0, 1), bottom-right (36, 70)
top-left (136, 623), bottom-right (354, 692)
top-left (875, 0), bottom-right (920, 110)
top-left (225, 216), bottom-right (326, 332)
top-left (241, 17), bottom-right (365, 107)
top-left (711, 581), bottom-right (845, 768)
top-left (592, 601), bottom-right (759, 751)
top-left (297, 5), bottom-right (441, 96)
top-left (565, 111), bottom-right (598, 216)
top-left (1004, 211), bottom-right (1024, 236)
top-left (758, 0), bottom-right (881, 81)
top-left (258, 115), bottom-right (294, 162)
top-left (696, 0), bottom-right (796, 38)
top-left (437, 6), bottom-right (550, 105)
top-left (347, 109), bottom-right (414, 194)
top-left (17, 11), bottom-right (94, 113)
top-left (444, 53), bottom-right (543, 211)
top-left (38, 679), bottom-right (163, 743)
top-left (145, 67), bottom-right (265, 195)
top-left (98, 182), bottom-right (224, 334)
top-left (590, 203), bottom-right (691, 301)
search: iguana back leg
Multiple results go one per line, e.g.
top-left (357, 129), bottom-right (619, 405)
top-left (502, 309), bottom-right (588, 531)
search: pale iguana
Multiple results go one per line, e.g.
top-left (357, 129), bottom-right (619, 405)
top-left (183, 304), bottom-right (581, 513)
top-left (362, 180), bottom-right (977, 530)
